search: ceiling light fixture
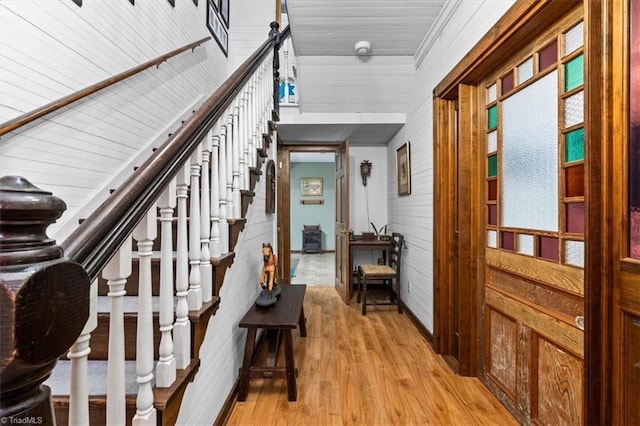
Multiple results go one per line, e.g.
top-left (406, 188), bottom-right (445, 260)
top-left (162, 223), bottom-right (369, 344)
top-left (354, 40), bottom-right (371, 56)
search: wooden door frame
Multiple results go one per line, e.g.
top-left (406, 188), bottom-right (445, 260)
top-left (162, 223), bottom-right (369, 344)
top-left (276, 142), bottom-right (340, 284)
top-left (433, 1), bottom-right (611, 423)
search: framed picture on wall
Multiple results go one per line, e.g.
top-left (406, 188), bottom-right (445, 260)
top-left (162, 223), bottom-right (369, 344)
top-left (207, 0), bottom-right (228, 56)
top-left (397, 142), bottom-right (411, 195)
top-left (219, 0), bottom-right (229, 27)
top-left (301, 177), bottom-right (323, 196)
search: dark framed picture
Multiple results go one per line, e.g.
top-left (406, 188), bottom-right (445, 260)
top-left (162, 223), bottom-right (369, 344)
top-left (207, 0), bottom-right (228, 56)
top-left (396, 142), bottom-right (411, 195)
top-left (219, 0), bottom-right (229, 27)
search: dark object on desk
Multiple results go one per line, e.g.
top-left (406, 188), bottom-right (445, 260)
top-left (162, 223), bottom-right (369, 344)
top-left (360, 232), bottom-right (376, 241)
top-left (302, 224), bottom-right (322, 253)
top-left (239, 284), bottom-right (307, 401)
top-left (257, 243), bottom-right (279, 306)
top-left (357, 232), bottom-right (405, 315)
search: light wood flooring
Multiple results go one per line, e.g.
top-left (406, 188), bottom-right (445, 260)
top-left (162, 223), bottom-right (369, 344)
top-left (226, 287), bottom-right (518, 425)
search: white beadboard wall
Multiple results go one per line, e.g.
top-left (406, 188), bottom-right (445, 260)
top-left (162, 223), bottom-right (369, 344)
top-left (387, 0), bottom-right (516, 332)
top-left (0, 0), bottom-right (235, 240)
top-left (228, 0), bottom-right (276, 72)
top-left (176, 139), bottom-right (277, 425)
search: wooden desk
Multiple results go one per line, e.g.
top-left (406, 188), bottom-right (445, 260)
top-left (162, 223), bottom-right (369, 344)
top-left (238, 284), bottom-right (307, 401)
top-left (348, 239), bottom-right (393, 300)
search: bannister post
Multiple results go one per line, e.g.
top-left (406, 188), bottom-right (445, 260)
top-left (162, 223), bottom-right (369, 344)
top-left (270, 21), bottom-right (281, 118)
top-left (0, 176), bottom-right (90, 425)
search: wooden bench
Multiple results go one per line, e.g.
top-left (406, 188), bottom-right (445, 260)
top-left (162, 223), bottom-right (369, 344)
top-left (238, 284), bottom-right (307, 401)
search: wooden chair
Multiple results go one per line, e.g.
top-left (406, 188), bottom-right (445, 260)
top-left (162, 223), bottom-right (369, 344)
top-left (356, 232), bottom-right (404, 315)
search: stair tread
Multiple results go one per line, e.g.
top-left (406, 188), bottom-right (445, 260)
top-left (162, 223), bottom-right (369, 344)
top-left (47, 359), bottom-right (151, 396)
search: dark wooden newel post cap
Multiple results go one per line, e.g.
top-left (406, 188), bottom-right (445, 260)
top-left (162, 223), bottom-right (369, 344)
top-left (0, 176), bottom-right (90, 421)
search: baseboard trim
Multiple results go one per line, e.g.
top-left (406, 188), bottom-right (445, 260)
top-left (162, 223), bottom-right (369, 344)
top-left (214, 378), bottom-right (239, 426)
top-left (401, 302), bottom-right (434, 347)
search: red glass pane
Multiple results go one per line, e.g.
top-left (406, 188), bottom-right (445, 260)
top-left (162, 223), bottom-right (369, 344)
top-left (566, 202), bottom-right (585, 234)
top-left (565, 164), bottom-right (585, 197)
top-left (502, 231), bottom-right (515, 251)
top-left (488, 204), bottom-right (497, 225)
top-left (539, 236), bottom-right (559, 261)
top-left (488, 179), bottom-right (497, 201)
top-left (539, 41), bottom-right (558, 71)
top-left (502, 71), bottom-right (514, 94)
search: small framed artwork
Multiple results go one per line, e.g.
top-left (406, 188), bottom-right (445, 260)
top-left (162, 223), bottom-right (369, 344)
top-left (207, 0), bottom-right (228, 56)
top-left (301, 177), bottom-right (323, 196)
top-left (219, 0), bottom-right (230, 27)
top-left (396, 142), bottom-right (411, 195)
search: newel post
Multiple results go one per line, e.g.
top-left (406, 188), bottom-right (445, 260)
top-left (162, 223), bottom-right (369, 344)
top-left (0, 176), bottom-right (90, 423)
top-left (270, 21), bottom-right (282, 118)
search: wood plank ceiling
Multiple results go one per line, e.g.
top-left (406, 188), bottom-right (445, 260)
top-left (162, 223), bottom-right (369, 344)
top-left (279, 0), bottom-right (447, 144)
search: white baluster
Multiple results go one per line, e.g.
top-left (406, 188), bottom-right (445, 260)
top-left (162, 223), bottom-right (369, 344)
top-left (247, 78), bottom-right (256, 170)
top-left (232, 105), bottom-right (241, 219)
top-left (211, 130), bottom-right (221, 259)
top-left (200, 138), bottom-right (213, 303)
top-left (218, 123), bottom-right (229, 254)
top-left (156, 181), bottom-right (176, 388)
top-left (226, 109), bottom-right (234, 221)
top-left (103, 240), bottom-right (132, 425)
top-left (67, 279), bottom-right (97, 426)
top-left (239, 94), bottom-right (247, 191)
top-left (188, 150), bottom-right (202, 310)
top-left (175, 165), bottom-right (191, 370)
top-left (257, 67), bottom-right (265, 152)
top-left (132, 208), bottom-right (158, 425)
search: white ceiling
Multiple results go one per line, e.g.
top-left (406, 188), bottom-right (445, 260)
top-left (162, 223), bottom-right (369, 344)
top-left (278, 0), bottom-right (448, 145)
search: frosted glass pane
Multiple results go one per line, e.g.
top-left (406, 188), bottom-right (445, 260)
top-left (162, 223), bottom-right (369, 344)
top-left (517, 234), bottom-right (535, 256)
top-left (488, 230), bottom-right (497, 248)
top-left (564, 240), bottom-right (585, 267)
top-left (487, 83), bottom-right (497, 104)
top-left (564, 91), bottom-right (584, 128)
top-left (564, 21), bottom-right (584, 56)
top-left (488, 131), bottom-right (498, 153)
top-left (502, 71), bottom-right (559, 232)
top-left (517, 57), bottom-right (534, 85)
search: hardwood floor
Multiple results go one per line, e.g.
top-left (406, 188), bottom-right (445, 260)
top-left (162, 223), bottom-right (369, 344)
top-left (226, 287), bottom-right (518, 425)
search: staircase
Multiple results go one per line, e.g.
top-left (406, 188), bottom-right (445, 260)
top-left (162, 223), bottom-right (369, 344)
top-left (0, 23), bottom-right (288, 426)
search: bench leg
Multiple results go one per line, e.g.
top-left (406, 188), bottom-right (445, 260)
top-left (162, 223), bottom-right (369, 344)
top-left (361, 277), bottom-right (367, 316)
top-left (238, 327), bottom-right (257, 401)
top-left (298, 305), bottom-right (307, 337)
top-left (283, 329), bottom-right (297, 401)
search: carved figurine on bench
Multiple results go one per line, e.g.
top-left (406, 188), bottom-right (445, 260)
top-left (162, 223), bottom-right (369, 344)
top-left (256, 243), bottom-right (281, 306)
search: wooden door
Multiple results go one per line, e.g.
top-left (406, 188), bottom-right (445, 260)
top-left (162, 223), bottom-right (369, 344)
top-left (610, 0), bottom-right (640, 422)
top-left (334, 139), bottom-right (349, 303)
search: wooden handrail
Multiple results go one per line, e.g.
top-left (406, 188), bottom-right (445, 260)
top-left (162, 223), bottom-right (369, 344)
top-left (61, 23), bottom-right (290, 280)
top-left (0, 37), bottom-right (211, 138)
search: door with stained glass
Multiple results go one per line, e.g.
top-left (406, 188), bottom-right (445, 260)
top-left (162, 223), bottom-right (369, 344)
top-left (478, 9), bottom-right (585, 423)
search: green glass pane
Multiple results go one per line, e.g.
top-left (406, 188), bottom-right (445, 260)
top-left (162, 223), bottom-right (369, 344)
top-left (565, 54), bottom-right (584, 92)
top-left (487, 105), bottom-right (498, 129)
top-left (488, 154), bottom-right (498, 177)
top-left (565, 127), bottom-right (585, 162)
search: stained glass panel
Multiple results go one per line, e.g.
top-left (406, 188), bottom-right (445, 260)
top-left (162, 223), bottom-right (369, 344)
top-left (564, 240), bottom-right (585, 267)
top-left (517, 57), bottom-right (534, 85)
top-left (488, 204), bottom-right (498, 225)
top-left (565, 128), bottom-right (585, 162)
top-left (488, 130), bottom-right (498, 153)
top-left (502, 71), bottom-right (514, 94)
top-left (488, 230), bottom-right (498, 248)
top-left (488, 179), bottom-right (497, 201)
top-left (488, 155), bottom-right (498, 178)
top-left (502, 71), bottom-right (559, 232)
top-left (564, 21), bottom-right (584, 56)
top-left (539, 41), bottom-right (558, 71)
top-left (631, 0), bottom-right (640, 259)
top-left (539, 236), bottom-right (559, 261)
top-left (517, 234), bottom-right (535, 256)
top-left (488, 105), bottom-right (498, 129)
top-left (565, 54), bottom-right (584, 92)
top-left (502, 231), bottom-right (515, 251)
top-left (566, 202), bottom-right (585, 233)
top-left (564, 91), bottom-right (584, 127)
top-left (565, 164), bottom-right (585, 197)
top-left (488, 83), bottom-right (497, 103)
